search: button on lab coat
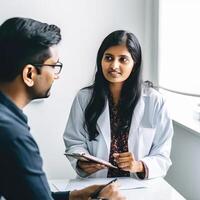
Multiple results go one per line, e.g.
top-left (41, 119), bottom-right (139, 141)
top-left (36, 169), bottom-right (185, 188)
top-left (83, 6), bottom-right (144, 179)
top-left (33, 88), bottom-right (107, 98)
top-left (63, 87), bottom-right (173, 179)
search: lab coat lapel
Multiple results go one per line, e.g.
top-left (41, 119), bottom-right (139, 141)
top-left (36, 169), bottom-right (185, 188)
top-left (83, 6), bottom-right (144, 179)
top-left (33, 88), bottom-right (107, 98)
top-left (128, 95), bottom-right (145, 152)
top-left (97, 100), bottom-right (111, 153)
top-left (96, 95), bottom-right (145, 157)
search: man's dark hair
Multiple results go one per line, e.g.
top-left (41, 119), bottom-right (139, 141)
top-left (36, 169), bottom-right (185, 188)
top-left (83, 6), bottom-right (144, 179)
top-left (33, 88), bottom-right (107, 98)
top-left (0, 17), bottom-right (61, 82)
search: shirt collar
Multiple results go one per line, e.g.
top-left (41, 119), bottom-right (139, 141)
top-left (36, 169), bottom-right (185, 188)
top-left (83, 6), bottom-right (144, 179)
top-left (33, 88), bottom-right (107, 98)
top-left (0, 91), bottom-right (28, 124)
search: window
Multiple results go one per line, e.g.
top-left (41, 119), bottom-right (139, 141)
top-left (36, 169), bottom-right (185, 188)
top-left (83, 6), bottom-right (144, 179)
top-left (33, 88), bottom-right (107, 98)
top-left (158, 0), bottom-right (200, 133)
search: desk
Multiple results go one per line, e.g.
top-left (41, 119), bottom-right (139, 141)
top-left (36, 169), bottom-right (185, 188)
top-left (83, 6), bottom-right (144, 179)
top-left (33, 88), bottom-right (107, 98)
top-left (49, 178), bottom-right (185, 200)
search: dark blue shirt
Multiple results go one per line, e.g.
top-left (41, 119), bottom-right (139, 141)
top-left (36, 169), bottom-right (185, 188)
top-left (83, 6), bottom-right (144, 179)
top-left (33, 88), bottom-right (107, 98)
top-left (0, 91), bottom-right (69, 200)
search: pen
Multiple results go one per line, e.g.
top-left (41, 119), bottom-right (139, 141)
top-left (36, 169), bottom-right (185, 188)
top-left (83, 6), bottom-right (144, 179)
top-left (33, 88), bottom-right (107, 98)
top-left (90, 178), bottom-right (118, 199)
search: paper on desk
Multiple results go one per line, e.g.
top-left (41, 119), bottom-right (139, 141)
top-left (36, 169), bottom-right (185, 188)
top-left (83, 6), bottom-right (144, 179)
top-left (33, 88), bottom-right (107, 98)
top-left (52, 177), bottom-right (148, 191)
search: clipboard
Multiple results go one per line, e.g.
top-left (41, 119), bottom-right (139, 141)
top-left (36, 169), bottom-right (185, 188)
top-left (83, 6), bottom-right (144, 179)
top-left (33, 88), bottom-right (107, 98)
top-left (65, 152), bottom-right (117, 169)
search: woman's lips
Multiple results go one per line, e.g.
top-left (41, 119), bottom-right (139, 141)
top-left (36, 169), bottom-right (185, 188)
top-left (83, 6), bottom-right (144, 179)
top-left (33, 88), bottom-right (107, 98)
top-left (108, 70), bottom-right (121, 77)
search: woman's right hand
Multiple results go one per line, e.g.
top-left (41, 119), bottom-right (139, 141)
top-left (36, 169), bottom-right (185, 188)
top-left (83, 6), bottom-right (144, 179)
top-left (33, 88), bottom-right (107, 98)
top-left (77, 160), bottom-right (107, 175)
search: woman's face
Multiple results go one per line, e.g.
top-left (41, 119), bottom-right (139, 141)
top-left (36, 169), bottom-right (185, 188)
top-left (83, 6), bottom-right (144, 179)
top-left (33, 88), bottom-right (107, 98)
top-left (101, 45), bottom-right (134, 85)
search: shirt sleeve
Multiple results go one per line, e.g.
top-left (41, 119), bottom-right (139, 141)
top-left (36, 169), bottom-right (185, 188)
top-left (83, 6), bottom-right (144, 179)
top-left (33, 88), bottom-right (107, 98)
top-left (136, 161), bottom-right (149, 179)
top-left (6, 135), bottom-right (69, 200)
top-left (52, 191), bottom-right (70, 200)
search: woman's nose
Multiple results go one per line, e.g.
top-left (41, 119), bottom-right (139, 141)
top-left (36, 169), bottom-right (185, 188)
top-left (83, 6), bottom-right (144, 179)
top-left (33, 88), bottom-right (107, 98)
top-left (110, 60), bottom-right (120, 70)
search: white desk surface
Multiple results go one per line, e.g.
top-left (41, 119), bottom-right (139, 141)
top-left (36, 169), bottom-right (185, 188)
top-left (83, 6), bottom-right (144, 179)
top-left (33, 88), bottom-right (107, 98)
top-left (49, 177), bottom-right (185, 200)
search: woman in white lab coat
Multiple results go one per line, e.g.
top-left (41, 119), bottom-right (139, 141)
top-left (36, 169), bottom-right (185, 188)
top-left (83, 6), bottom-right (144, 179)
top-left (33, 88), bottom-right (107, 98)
top-left (63, 30), bottom-right (173, 179)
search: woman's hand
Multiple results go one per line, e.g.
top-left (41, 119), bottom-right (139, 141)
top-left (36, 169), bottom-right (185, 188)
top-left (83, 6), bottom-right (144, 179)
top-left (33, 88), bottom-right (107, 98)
top-left (70, 182), bottom-right (126, 200)
top-left (113, 152), bottom-right (144, 173)
top-left (77, 160), bottom-right (107, 175)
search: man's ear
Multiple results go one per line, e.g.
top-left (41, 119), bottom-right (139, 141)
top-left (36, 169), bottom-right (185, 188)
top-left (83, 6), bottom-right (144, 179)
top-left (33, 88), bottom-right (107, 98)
top-left (22, 65), bottom-right (36, 87)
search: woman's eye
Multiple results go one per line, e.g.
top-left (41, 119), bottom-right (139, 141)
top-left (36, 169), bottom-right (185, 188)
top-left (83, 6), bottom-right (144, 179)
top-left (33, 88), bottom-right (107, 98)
top-left (104, 55), bottom-right (113, 61)
top-left (120, 57), bottom-right (129, 63)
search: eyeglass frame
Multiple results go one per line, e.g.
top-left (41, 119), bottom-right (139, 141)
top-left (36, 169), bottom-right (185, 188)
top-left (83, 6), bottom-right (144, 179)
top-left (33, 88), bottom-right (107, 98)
top-left (31, 62), bottom-right (63, 75)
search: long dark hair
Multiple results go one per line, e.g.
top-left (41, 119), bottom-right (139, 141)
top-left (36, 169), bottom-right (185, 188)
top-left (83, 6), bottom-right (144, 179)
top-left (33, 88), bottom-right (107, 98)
top-left (84, 30), bottom-right (142, 141)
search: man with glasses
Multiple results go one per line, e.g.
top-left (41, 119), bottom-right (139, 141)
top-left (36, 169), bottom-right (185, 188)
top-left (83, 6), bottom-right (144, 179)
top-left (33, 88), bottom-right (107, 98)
top-left (33, 61), bottom-right (63, 75)
top-left (0, 17), bottom-right (124, 200)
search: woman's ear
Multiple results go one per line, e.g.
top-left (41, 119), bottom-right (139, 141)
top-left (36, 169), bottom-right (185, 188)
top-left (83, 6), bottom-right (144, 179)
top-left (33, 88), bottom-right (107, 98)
top-left (22, 65), bottom-right (36, 87)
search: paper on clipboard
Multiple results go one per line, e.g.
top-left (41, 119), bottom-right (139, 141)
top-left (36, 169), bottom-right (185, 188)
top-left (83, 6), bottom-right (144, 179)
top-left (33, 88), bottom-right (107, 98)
top-left (64, 152), bottom-right (117, 169)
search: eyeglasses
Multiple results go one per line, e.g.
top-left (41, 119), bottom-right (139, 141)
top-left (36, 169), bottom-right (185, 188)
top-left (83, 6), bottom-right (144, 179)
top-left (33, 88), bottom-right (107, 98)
top-left (32, 62), bottom-right (63, 75)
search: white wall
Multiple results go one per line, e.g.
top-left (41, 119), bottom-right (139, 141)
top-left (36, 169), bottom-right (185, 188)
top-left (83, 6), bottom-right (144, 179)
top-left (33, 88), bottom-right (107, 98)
top-left (0, 0), bottom-right (154, 179)
top-left (165, 123), bottom-right (200, 200)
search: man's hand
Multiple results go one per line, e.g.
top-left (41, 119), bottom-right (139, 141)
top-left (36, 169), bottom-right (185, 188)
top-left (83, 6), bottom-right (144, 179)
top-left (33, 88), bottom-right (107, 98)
top-left (98, 182), bottom-right (126, 200)
top-left (69, 182), bottom-right (126, 200)
top-left (77, 160), bottom-right (107, 175)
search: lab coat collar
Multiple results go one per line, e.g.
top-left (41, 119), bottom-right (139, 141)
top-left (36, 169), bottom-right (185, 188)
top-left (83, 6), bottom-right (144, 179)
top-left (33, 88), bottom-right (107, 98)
top-left (97, 99), bottom-right (111, 153)
top-left (130, 94), bottom-right (145, 133)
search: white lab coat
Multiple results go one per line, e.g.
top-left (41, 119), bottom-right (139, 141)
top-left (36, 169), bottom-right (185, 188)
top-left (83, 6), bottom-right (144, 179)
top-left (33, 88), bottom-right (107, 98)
top-left (63, 87), bottom-right (173, 179)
